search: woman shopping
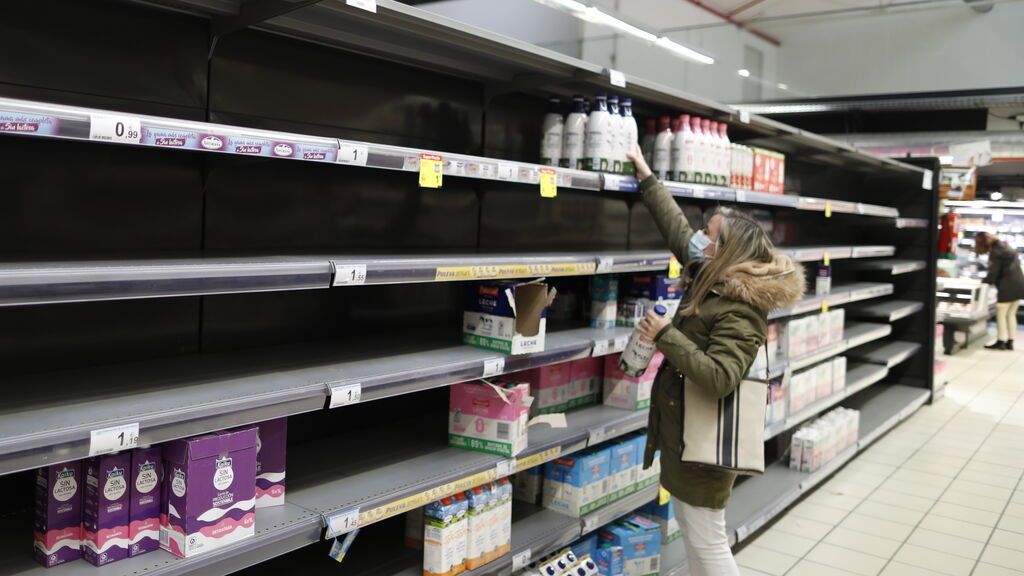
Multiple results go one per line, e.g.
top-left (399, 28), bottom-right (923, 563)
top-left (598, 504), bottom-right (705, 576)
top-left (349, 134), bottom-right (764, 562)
top-left (627, 145), bottom-right (805, 576)
top-left (975, 232), bottom-right (1024, 350)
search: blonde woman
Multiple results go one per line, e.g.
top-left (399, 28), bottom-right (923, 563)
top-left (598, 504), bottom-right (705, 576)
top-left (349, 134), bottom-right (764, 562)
top-left (975, 231), bottom-right (1024, 350)
top-left (628, 146), bottom-right (805, 576)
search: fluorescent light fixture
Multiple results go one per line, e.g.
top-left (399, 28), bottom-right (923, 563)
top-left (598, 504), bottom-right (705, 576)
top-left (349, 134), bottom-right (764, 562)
top-left (777, 83), bottom-right (788, 90)
top-left (655, 37), bottom-right (715, 64)
top-left (939, 155), bottom-right (955, 165)
top-left (991, 191), bottom-right (1003, 201)
top-left (586, 7), bottom-right (658, 43)
top-left (738, 69), bottom-right (751, 77)
top-left (539, 0), bottom-right (588, 11)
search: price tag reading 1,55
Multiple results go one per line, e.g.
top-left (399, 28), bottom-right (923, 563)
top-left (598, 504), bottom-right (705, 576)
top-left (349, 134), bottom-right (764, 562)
top-left (89, 114), bottom-right (141, 144)
top-left (89, 423), bottom-right (140, 456)
top-left (334, 264), bottom-right (367, 286)
top-left (419, 153), bottom-right (443, 188)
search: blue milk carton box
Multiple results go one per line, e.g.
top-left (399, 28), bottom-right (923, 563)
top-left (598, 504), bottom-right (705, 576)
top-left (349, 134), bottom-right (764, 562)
top-left (542, 448), bottom-right (611, 517)
top-left (463, 281), bottom-right (553, 355)
top-left (594, 544), bottom-right (624, 576)
top-left (599, 515), bottom-right (661, 576)
top-left (570, 533), bottom-right (597, 561)
top-left (639, 500), bottom-right (681, 544)
top-left (628, 434), bottom-right (660, 490)
top-left (607, 440), bottom-right (639, 502)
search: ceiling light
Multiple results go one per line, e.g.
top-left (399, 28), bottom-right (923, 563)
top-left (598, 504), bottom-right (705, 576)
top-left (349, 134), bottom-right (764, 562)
top-left (991, 191), bottom-right (1003, 201)
top-left (939, 155), bottom-right (954, 165)
top-left (777, 83), bottom-right (788, 90)
top-left (655, 37), bottom-right (715, 65)
top-left (738, 69), bottom-right (751, 77)
top-left (587, 8), bottom-right (658, 43)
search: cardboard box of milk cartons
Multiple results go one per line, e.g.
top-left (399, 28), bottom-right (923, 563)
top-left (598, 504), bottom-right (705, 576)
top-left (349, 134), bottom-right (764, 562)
top-left (423, 494), bottom-right (468, 576)
top-left (463, 280), bottom-right (555, 355)
top-left (449, 381), bottom-right (531, 457)
top-left (607, 439), bottom-right (640, 501)
top-left (543, 448), bottom-right (611, 517)
top-left (34, 462), bottom-right (83, 567)
top-left (520, 363), bottom-right (571, 415)
top-left (599, 515), bottom-right (662, 576)
top-left (161, 428), bottom-right (258, 558)
top-left (253, 418), bottom-right (287, 508)
top-left (128, 446), bottom-right (163, 557)
top-left (567, 357), bottom-right (602, 409)
top-left (83, 452), bottom-right (132, 566)
top-left (603, 353), bottom-right (664, 411)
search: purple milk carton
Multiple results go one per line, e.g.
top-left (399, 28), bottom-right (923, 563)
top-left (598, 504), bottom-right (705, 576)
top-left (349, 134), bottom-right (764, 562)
top-left (83, 452), bottom-right (131, 566)
top-left (254, 418), bottom-right (287, 508)
top-left (34, 462), bottom-right (83, 567)
top-left (129, 447), bottom-right (163, 557)
top-left (161, 428), bottom-right (258, 558)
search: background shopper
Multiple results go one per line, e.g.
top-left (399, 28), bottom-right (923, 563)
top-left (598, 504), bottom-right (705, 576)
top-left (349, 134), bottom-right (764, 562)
top-left (627, 145), bottom-right (805, 576)
top-left (975, 232), bottom-right (1024, 350)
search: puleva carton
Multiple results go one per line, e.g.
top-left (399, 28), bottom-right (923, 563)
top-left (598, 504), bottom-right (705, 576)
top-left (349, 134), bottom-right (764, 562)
top-left (449, 381), bottom-right (531, 457)
top-left (34, 462), bottom-right (83, 567)
top-left (423, 494), bottom-right (468, 576)
top-left (464, 280), bottom-right (555, 355)
top-left (599, 515), bottom-right (661, 576)
top-left (542, 449), bottom-right (611, 517)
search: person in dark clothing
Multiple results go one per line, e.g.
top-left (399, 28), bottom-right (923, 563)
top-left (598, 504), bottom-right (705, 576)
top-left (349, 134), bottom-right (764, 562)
top-left (975, 232), bottom-right (1024, 350)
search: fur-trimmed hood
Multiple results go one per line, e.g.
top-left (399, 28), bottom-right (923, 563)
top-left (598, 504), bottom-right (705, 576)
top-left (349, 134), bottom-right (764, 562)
top-left (716, 254), bottom-right (806, 313)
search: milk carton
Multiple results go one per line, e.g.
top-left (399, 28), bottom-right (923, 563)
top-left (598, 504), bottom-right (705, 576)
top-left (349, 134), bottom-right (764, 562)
top-left (34, 462), bottom-right (83, 567)
top-left (590, 276), bottom-right (619, 329)
top-left (607, 440), bottom-right (639, 501)
top-left (161, 428), bottom-right (258, 558)
top-left (832, 356), bottom-right (847, 394)
top-left (595, 544), bottom-right (624, 576)
top-left (464, 485), bottom-right (493, 569)
top-left (603, 353), bottom-right (662, 411)
top-left (638, 500), bottom-right (681, 544)
top-left (464, 280), bottom-right (554, 355)
top-left (766, 373), bottom-right (787, 426)
top-left (599, 515), bottom-right (661, 576)
top-left (830, 309), bottom-right (845, 345)
top-left (616, 300), bottom-right (646, 328)
top-left (423, 494), bottom-right (468, 576)
top-left (83, 452), bottom-right (131, 566)
top-left (788, 317), bottom-right (808, 359)
top-left (514, 466), bottom-right (543, 504)
top-left (521, 363), bottom-right (572, 415)
top-left (632, 435), bottom-right (659, 490)
top-left (543, 448), bottom-right (611, 517)
top-left (815, 361), bottom-right (833, 400)
top-left (571, 534), bottom-right (598, 561)
top-left (750, 321), bottom-right (783, 378)
top-left (253, 418), bottom-right (287, 508)
top-left (818, 311), bottom-right (833, 348)
top-left (449, 381), bottom-right (530, 457)
top-left (495, 479), bottom-right (513, 560)
top-left (128, 447), bottom-right (162, 557)
top-left (568, 357), bottom-right (602, 409)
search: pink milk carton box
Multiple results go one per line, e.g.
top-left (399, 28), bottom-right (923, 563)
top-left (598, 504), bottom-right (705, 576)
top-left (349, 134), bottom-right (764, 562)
top-left (161, 428), bottom-right (258, 558)
top-left (34, 462), bottom-right (83, 567)
top-left (128, 447), bottom-right (163, 557)
top-left (567, 357), bottom-right (602, 409)
top-left (519, 363), bottom-right (572, 416)
top-left (83, 452), bottom-right (131, 566)
top-left (253, 418), bottom-right (287, 508)
top-left (449, 382), bottom-right (531, 457)
top-left (603, 353), bottom-right (664, 410)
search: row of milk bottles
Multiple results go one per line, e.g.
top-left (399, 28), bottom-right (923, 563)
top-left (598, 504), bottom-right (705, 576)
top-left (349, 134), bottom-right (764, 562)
top-left (540, 94), bottom-right (638, 175)
top-left (640, 115), bottom-right (737, 187)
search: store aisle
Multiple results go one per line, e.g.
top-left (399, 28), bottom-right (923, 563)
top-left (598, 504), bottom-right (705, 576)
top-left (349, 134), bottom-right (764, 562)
top-left (735, 331), bottom-right (1024, 576)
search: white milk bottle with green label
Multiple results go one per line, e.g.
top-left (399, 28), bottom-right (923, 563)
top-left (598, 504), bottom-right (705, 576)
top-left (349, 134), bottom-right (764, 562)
top-left (618, 304), bottom-right (668, 377)
top-left (561, 95), bottom-right (587, 170)
top-left (539, 97), bottom-right (564, 166)
top-left (584, 93), bottom-right (611, 172)
top-left (620, 98), bottom-right (638, 175)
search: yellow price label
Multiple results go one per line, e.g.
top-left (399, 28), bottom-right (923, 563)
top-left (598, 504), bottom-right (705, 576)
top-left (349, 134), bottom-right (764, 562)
top-left (540, 168), bottom-right (557, 198)
top-left (515, 447), bottom-right (563, 472)
top-left (668, 256), bottom-right (682, 279)
top-left (821, 301), bottom-right (829, 314)
top-left (419, 153), bottom-right (443, 188)
top-left (824, 201), bottom-right (832, 218)
top-left (659, 486), bottom-right (671, 505)
top-left (823, 251), bottom-right (830, 266)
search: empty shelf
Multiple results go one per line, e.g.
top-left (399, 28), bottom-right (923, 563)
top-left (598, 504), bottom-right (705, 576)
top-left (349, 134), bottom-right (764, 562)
top-left (846, 340), bottom-right (922, 368)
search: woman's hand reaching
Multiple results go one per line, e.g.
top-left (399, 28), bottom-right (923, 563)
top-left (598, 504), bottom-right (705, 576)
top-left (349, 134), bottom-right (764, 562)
top-left (627, 143), bottom-right (652, 181)
top-left (638, 309), bottom-right (671, 341)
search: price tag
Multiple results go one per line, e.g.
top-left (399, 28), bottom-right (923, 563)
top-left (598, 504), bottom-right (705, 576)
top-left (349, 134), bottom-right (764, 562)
top-left (419, 153), bottom-right (443, 188)
top-left (608, 68), bottom-right (627, 88)
top-left (823, 251), bottom-right (830, 266)
top-left (824, 201), bottom-right (832, 218)
top-left (328, 383), bottom-right (362, 409)
top-left (89, 114), bottom-right (141, 144)
top-left (497, 163), bottom-right (516, 181)
top-left (336, 142), bottom-right (369, 165)
top-left (512, 549), bottom-right (532, 571)
top-left (596, 257), bottom-right (614, 273)
top-left (821, 301), bottom-right (829, 314)
top-left (345, 0), bottom-right (376, 12)
top-left (592, 339), bottom-right (610, 357)
top-left (922, 169), bottom-right (933, 190)
top-left (735, 189), bottom-right (747, 203)
top-left (89, 423), bottom-right (140, 456)
top-left (612, 334), bottom-right (630, 353)
top-left (582, 515), bottom-right (600, 534)
top-left (325, 508), bottom-right (360, 538)
top-left (483, 357), bottom-right (505, 378)
top-left (539, 168), bottom-right (557, 198)
top-left (495, 458), bottom-right (517, 478)
top-left (692, 188), bottom-right (706, 199)
top-left (668, 255), bottom-right (681, 279)
top-left (659, 486), bottom-right (671, 505)
top-left (740, 110), bottom-right (751, 124)
top-left (334, 264), bottom-right (367, 286)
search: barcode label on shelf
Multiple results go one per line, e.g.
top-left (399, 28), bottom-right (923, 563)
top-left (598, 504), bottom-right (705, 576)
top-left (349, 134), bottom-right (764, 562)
top-left (89, 423), bottom-right (140, 456)
top-left (612, 334), bottom-right (629, 353)
top-left (335, 142), bottom-right (369, 165)
top-left (512, 549), bottom-right (532, 571)
top-left (495, 458), bottom-right (516, 478)
top-left (334, 264), bottom-right (367, 286)
top-left (89, 114), bottom-right (141, 144)
top-left (608, 69), bottom-right (627, 88)
top-left (592, 340), bottom-right (610, 357)
top-left (325, 508), bottom-right (360, 538)
top-left (483, 357), bottom-right (505, 378)
top-left (328, 383), bottom-right (362, 408)
top-left (596, 257), bottom-right (614, 273)
top-left (346, 0), bottom-right (376, 12)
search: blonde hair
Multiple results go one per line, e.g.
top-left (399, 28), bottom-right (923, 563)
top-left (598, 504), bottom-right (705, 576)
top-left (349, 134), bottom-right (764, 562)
top-left (681, 207), bottom-right (775, 316)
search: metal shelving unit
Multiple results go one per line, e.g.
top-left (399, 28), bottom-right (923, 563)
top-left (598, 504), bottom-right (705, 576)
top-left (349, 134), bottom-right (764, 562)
top-left (849, 299), bottom-right (926, 322)
top-left (852, 259), bottom-right (929, 275)
top-left (846, 340), bottom-right (923, 368)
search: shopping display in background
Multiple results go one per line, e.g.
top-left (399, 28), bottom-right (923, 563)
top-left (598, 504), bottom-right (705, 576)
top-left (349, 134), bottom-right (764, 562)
top-left (790, 407), bottom-right (860, 472)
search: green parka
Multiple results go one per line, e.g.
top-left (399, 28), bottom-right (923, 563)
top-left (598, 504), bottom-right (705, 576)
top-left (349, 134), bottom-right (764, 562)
top-left (639, 175), bottom-right (806, 509)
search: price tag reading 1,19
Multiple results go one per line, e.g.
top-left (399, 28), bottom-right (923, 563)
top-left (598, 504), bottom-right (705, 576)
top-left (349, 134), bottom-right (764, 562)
top-left (89, 114), bottom-right (141, 144)
top-left (336, 142), bottom-right (369, 166)
top-left (334, 264), bottom-right (367, 286)
top-left (89, 423), bottom-right (140, 456)
top-left (326, 508), bottom-right (360, 538)
top-left (419, 153), bottom-right (443, 188)
top-left (483, 357), bottom-right (505, 378)
top-left (329, 383), bottom-right (362, 409)
top-left (539, 168), bottom-right (557, 198)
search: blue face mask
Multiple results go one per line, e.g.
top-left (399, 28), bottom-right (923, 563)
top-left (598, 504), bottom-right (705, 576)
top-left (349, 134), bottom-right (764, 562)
top-left (688, 230), bottom-right (712, 260)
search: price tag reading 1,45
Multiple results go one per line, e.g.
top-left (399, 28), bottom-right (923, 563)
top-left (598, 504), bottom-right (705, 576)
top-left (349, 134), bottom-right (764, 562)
top-left (89, 114), bottom-right (141, 144)
top-left (326, 508), bottom-right (360, 538)
top-left (539, 168), bottom-right (557, 198)
top-left (89, 423), bottom-right (140, 456)
top-left (419, 153), bottom-right (443, 188)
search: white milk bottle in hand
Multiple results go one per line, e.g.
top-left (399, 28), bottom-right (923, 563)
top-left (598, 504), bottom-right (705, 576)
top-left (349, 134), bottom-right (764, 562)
top-left (561, 95), bottom-right (587, 169)
top-left (652, 116), bottom-right (673, 180)
top-left (540, 97), bottom-right (564, 166)
top-left (620, 98), bottom-right (638, 175)
top-left (584, 93), bottom-right (610, 172)
top-left (607, 95), bottom-right (624, 173)
top-left (619, 304), bottom-right (668, 377)
top-left (640, 118), bottom-right (656, 166)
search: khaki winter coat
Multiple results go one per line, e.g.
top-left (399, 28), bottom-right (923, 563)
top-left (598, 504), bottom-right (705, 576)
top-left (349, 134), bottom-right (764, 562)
top-left (638, 175), bottom-right (806, 509)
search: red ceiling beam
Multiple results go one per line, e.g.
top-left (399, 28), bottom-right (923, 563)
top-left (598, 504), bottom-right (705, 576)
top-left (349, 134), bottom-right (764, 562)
top-left (682, 0), bottom-right (781, 46)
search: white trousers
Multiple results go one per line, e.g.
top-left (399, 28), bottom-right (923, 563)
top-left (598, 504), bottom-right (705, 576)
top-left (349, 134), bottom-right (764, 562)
top-left (996, 301), bottom-right (1021, 341)
top-left (673, 497), bottom-right (740, 576)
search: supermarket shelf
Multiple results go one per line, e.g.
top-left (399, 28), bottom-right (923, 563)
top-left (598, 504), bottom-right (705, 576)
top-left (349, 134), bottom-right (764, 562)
top-left (729, 384), bottom-right (930, 543)
top-left (461, 505), bottom-right (582, 576)
top-left (845, 282), bottom-right (897, 304)
top-left (846, 340), bottom-right (922, 369)
top-left (0, 326), bottom-right (632, 476)
top-left (768, 282), bottom-right (893, 320)
top-left (848, 300), bottom-right (925, 322)
top-left (580, 484), bottom-right (660, 536)
top-left (852, 259), bottom-right (928, 275)
top-left (789, 342), bottom-right (848, 372)
top-left (843, 321), bottom-right (893, 350)
top-left (754, 321), bottom-right (889, 381)
top-left (896, 218), bottom-right (930, 229)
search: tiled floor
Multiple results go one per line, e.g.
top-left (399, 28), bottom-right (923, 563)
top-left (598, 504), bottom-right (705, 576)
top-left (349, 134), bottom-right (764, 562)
top-left (736, 331), bottom-right (1024, 576)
